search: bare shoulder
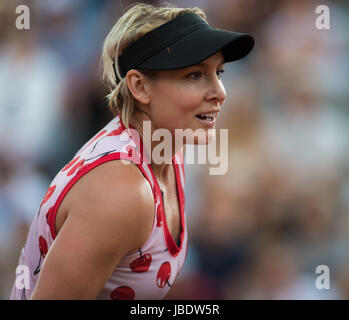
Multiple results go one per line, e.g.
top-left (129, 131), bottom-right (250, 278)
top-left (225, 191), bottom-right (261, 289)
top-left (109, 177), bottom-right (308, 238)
top-left (61, 159), bottom-right (155, 252)
top-left (31, 160), bottom-right (155, 299)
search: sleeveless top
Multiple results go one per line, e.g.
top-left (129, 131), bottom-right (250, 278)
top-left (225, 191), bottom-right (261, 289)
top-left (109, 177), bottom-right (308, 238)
top-left (10, 115), bottom-right (188, 300)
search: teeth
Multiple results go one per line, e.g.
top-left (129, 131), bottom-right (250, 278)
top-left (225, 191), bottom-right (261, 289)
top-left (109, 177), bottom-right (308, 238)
top-left (196, 112), bottom-right (216, 121)
top-left (198, 113), bottom-right (215, 117)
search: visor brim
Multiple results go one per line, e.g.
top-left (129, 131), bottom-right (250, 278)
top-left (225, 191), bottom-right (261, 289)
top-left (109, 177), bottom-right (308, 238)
top-left (135, 27), bottom-right (254, 71)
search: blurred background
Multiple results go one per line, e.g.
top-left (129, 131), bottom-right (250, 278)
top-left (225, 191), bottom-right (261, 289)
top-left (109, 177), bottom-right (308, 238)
top-left (1, 0), bottom-right (348, 299)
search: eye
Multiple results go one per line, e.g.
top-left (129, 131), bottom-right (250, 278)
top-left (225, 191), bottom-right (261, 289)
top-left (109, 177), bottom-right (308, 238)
top-left (216, 69), bottom-right (225, 79)
top-left (188, 71), bottom-right (202, 80)
top-left (187, 69), bottom-right (225, 80)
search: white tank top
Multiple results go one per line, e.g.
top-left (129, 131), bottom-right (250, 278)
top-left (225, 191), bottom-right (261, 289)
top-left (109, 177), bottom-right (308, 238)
top-left (10, 115), bottom-right (188, 300)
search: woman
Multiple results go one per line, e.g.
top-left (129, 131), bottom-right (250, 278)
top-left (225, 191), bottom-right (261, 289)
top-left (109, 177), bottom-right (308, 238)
top-left (10, 3), bottom-right (254, 300)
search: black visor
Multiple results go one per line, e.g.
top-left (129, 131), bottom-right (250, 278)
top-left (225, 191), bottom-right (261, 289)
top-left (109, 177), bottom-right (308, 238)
top-left (117, 13), bottom-right (254, 79)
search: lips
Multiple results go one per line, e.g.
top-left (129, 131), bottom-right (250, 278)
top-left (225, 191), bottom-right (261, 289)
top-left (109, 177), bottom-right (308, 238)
top-left (195, 110), bottom-right (219, 128)
top-left (195, 109), bottom-right (220, 122)
top-left (195, 113), bottom-right (216, 121)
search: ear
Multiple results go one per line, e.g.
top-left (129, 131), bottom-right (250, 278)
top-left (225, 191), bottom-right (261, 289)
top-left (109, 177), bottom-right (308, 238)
top-left (125, 70), bottom-right (151, 105)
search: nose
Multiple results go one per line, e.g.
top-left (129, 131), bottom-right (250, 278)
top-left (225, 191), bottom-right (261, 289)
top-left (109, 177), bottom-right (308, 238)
top-left (205, 76), bottom-right (226, 106)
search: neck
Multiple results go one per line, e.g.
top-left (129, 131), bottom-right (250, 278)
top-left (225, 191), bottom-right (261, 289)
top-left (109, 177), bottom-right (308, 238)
top-left (129, 110), bottom-right (181, 185)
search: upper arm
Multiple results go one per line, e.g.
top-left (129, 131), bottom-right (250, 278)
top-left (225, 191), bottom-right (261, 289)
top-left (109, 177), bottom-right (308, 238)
top-left (31, 160), bottom-right (154, 299)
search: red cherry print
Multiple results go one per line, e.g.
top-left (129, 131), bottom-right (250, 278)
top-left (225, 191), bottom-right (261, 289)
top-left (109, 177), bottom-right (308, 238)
top-left (126, 145), bottom-right (142, 164)
top-left (34, 236), bottom-right (48, 275)
top-left (91, 128), bottom-right (124, 153)
top-left (126, 145), bottom-right (133, 158)
top-left (61, 156), bottom-right (80, 172)
top-left (106, 127), bottom-right (124, 137)
top-left (110, 286), bottom-right (135, 300)
top-left (45, 207), bottom-right (54, 224)
top-left (129, 248), bottom-right (152, 273)
top-left (40, 185), bottom-right (56, 207)
top-left (67, 159), bottom-right (85, 176)
top-left (85, 130), bottom-right (107, 149)
top-left (39, 236), bottom-right (48, 258)
top-left (156, 261), bottom-right (171, 288)
top-left (90, 130), bottom-right (107, 143)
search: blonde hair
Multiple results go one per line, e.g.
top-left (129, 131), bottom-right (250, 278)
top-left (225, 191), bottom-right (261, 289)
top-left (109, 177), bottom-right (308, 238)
top-left (101, 2), bottom-right (207, 129)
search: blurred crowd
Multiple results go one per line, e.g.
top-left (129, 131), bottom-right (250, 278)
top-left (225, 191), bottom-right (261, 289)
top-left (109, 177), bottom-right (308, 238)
top-left (1, 0), bottom-right (348, 299)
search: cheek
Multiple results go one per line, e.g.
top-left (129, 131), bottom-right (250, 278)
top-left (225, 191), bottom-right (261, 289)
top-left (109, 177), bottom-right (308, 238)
top-left (165, 88), bottom-right (201, 114)
top-left (177, 92), bottom-right (202, 113)
top-left (173, 91), bottom-right (204, 128)
top-left (153, 87), bottom-right (202, 127)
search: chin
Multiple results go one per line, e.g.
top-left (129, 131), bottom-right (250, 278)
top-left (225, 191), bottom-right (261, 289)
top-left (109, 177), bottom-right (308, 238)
top-left (200, 129), bottom-right (216, 145)
top-left (187, 128), bottom-right (216, 145)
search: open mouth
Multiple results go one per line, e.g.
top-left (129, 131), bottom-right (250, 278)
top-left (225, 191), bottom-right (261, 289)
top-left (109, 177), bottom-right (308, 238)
top-left (195, 113), bottom-right (216, 121)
